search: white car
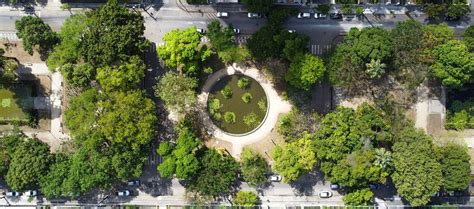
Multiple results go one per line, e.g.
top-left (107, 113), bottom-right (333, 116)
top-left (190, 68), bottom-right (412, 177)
top-left (4, 191), bottom-right (21, 197)
top-left (269, 175), bottom-right (282, 182)
top-left (247, 12), bottom-right (262, 18)
top-left (314, 13), bottom-right (327, 19)
top-left (196, 28), bottom-right (205, 34)
top-left (25, 190), bottom-right (37, 197)
top-left (288, 29), bottom-right (296, 33)
top-left (319, 191), bottom-right (333, 198)
top-left (127, 180), bottom-right (140, 186)
top-left (217, 12), bottom-right (228, 18)
top-left (297, 12), bottom-right (311, 18)
top-left (117, 190), bottom-right (131, 197)
top-left (233, 28), bottom-right (240, 34)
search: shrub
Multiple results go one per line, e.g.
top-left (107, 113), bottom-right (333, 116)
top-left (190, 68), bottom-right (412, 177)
top-left (221, 85), bottom-right (233, 99)
top-left (243, 112), bottom-right (259, 128)
top-left (224, 112), bottom-right (236, 124)
top-left (242, 92), bottom-right (253, 103)
top-left (237, 78), bottom-right (250, 89)
top-left (208, 98), bottom-right (223, 120)
top-left (258, 99), bottom-right (267, 112)
top-left (204, 67), bottom-right (213, 74)
top-left (446, 99), bottom-right (474, 130)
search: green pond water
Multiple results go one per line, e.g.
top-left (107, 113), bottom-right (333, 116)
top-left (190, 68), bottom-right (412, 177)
top-left (208, 74), bottom-right (268, 134)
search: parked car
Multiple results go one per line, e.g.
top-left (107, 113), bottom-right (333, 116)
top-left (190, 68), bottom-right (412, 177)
top-left (319, 191), bottom-right (333, 198)
top-left (314, 13), bottom-right (327, 19)
top-left (127, 180), bottom-right (140, 186)
top-left (330, 184), bottom-right (340, 190)
top-left (117, 190), bottom-right (131, 197)
top-left (25, 190), bottom-right (38, 197)
top-left (343, 14), bottom-right (356, 21)
top-left (330, 13), bottom-right (343, 19)
top-left (217, 12), bottom-right (229, 18)
top-left (368, 184), bottom-right (379, 190)
top-left (196, 28), bottom-right (205, 34)
top-left (22, 6), bottom-right (34, 14)
top-left (233, 28), bottom-right (240, 34)
top-left (297, 12), bottom-right (311, 18)
top-left (247, 12), bottom-right (262, 18)
top-left (288, 29), bottom-right (296, 33)
top-left (269, 174), bottom-right (282, 182)
top-left (4, 191), bottom-right (21, 197)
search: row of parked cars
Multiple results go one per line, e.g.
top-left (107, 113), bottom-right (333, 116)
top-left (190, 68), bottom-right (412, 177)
top-left (2, 190), bottom-right (37, 198)
top-left (297, 12), bottom-right (343, 19)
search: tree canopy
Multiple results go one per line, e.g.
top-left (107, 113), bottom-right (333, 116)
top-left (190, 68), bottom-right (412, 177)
top-left (272, 137), bottom-right (317, 182)
top-left (285, 53), bottom-right (325, 91)
top-left (343, 188), bottom-right (374, 206)
top-left (157, 27), bottom-right (212, 75)
top-left (430, 40), bottom-right (474, 88)
top-left (96, 56), bottom-right (145, 92)
top-left (155, 72), bottom-right (198, 113)
top-left (392, 127), bottom-right (442, 206)
top-left (240, 148), bottom-right (268, 187)
top-left (15, 16), bottom-right (58, 58)
top-left (463, 25), bottom-right (474, 52)
top-left (436, 143), bottom-right (471, 192)
top-left (233, 191), bottom-right (259, 206)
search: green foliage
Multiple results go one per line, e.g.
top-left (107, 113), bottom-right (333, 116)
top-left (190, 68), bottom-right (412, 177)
top-left (463, 25), bottom-right (474, 52)
top-left (240, 148), bottom-right (268, 187)
top-left (316, 4), bottom-right (330, 14)
top-left (157, 142), bottom-right (174, 157)
top-left (221, 85), bottom-right (233, 99)
top-left (208, 98), bottom-right (223, 120)
top-left (156, 72), bottom-right (198, 113)
top-left (207, 20), bottom-right (234, 52)
top-left (341, 4), bottom-right (353, 14)
top-left (6, 138), bottom-right (52, 191)
top-left (64, 88), bottom-right (101, 138)
top-left (39, 154), bottom-right (70, 198)
top-left (430, 40), bottom-right (474, 88)
top-left (0, 50), bottom-right (18, 86)
top-left (218, 46), bottom-right (251, 64)
top-left (237, 78), bottom-right (250, 89)
top-left (241, 92), bottom-right (253, 103)
top-left (446, 99), bottom-right (474, 130)
top-left (278, 108), bottom-right (320, 142)
top-left (392, 127), bottom-right (442, 206)
top-left (242, 0), bottom-right (273, 13)
top-left (365, 59), bottom-right (386, 79)
top-left (282, 34), bottom-right (310, 62)
top-left (204, 67), bottom-right (213, 74)
top-left (391, 20), bottom-right (428, 89)
top-left (285, 53), bottom-right (325, 91)
top-left (80, 0), bottom-right (149, 67)
top-left (189, 149), bottom-right (239, 197)
top-left (243, 112), bottom-right (259, 128)
top-left (157, 157), bottom-right (176, 178)
top-left (272, 137), bottom-right (317, 182)
top-left (328, 27), bottom-right (393, 88)
top-left (47, 13), bottom-right (87, 71)
top-left (158, 27), bottom-right (211, 75)
top-left (0, 128), bottom-right (26, 177)
top-left (60, 3), bottom-right (71, 11)
top-left (446, 4), bottom-right (470, 19)
top-left (15, 16), bottom-right (58, 57)
top-left (436, 143), bottom-right (471, 192)
top-left (96, 56), bottom-right (145, 92)
top-left (258, 99), bottom-right (266, 112)
top-left (424, 4), bottom-right (445, 19)
top-left (355, 6), bottom-right (364, 16)
top-left (98, 90), bottom-right (157, 150)
top-left (61, 63), bottom-right (95, 88)
top-left (343, 189), bottom-right (374, 206)
top-left (224, 112), bottom-right (236, 124)
top-left (233, 191), bottom-right (259, 206)
top-left (422, 23), bottom-right (455, 63)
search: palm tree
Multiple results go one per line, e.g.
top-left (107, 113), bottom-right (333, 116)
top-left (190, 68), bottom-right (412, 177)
top-left (365, 59), bottom-right (386, 79)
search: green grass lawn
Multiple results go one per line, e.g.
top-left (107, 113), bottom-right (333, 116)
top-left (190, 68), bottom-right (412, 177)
top-left (0, 86), bottom-right (33, 122)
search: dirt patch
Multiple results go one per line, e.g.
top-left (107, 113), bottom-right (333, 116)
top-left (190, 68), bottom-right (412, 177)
top-left (0, 41), bottom-right (43, 63)
top-left (205, 138), bottom-right (233, 153)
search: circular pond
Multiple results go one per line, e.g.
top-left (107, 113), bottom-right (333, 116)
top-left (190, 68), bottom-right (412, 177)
top-left (207, 74), bottom-right (268, 134)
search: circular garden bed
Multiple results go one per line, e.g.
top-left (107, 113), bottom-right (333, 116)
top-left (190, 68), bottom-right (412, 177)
top-left (207, 74), bottom-right (268, 134)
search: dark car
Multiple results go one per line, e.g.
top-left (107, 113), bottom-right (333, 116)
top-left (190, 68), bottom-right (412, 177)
top-left (127, 180), bottom-right (140, 186)
top-left (330, 184), bottom-right (340, 190)
top-left (22, 6), bottom-right (35, 14)
top-left (330, 13), bottom-right (343, 19)
top-left (445, 16), bottom-right (460, 21)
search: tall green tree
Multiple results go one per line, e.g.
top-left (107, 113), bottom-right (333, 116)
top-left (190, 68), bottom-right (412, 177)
top-left (285, 53), bottom-right (325, 91)
top-left (60, 63), bottom-right (95, 88)
top-left (64, 88), bottom-right (101, 139)
top-left (430, 40), bottom-right (474, 88)
top-left (15, 16), bottom-right (58, 58)
top-left (240, 148), bottom-right (268, 187)
top-left (343, 189), bottom-right (374, 206)
top-left (96, 56), bottom-right (145, 92)
top-left (6, 138), bottom-right (52, 191)
top-left (272, 137), bottom-right (317, 182)
top-left (436, 143), bottom-right (471, 192)
top-left (155, 72), bottom-right (198, 113)
top-left (206, 20), bottom-right (234, 52)
top-left (0, 128), bottom-right (26, 177)
top-left (392, 127), bottom-right (442, 206)
top-left (422, 23), bottom-right (455, 63)
top-left (157, 27), bottom-right (212, 75)
top-left (80, 0), bottom-right (149, 67)
top-left (463, 25), bottom-right (474, 52)
top-left (39, 154), bottom-right (70, 199)
top-left (233, 191), bottom-right (259, 206)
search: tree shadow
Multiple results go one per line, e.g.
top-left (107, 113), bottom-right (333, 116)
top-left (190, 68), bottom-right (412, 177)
top-left (289, 169), bottom-right (325, 196)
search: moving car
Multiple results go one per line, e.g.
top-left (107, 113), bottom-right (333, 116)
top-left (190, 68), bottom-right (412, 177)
top-left (217, 12), bottom-right (229, 18)
top-left (4, 191), bottom-right (21, 197)
top-left (269, 174), bottom-right (282, 182)
top-left (25, 190), bottom-right (38, 197)
top-left (314, 13), bottom-right (327, 19)
top-left (319, 191), bottom-right (333, 198)
top-left (288, 29), bottom-right (296, 33)
top-left (233, 28), bottom-right (240, 34)
top-left (196, 28), bottom-right (205, 34)
top-left (247, 12), bottom-right (262, 18)
top-left (297, 12), bottom-right (311, 18)
top-left (330, 13), bottom-right (343, 19)
top-left (117, 190), bottom-right (131, 197)
top-left (127, 180), bottom-right (140, 186)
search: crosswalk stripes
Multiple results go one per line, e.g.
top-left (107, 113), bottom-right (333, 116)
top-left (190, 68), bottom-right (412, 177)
top-left (205, 12), bottom-right (218, 21)
top-left (0, 32), bottom-right (20, 41)
top-left (310, 44), bottom-right (332, 55)
top-left (234, 35), bottom-right (250, 44)
top-left (147, 150), bottom-right (162, 166)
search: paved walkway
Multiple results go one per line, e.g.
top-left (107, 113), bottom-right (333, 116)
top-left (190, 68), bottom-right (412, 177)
top-left (198, 64), bottom-right (292, 158)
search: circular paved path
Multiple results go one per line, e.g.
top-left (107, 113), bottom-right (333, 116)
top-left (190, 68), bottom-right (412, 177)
top-left (198, 64), bottom-right (292, 158)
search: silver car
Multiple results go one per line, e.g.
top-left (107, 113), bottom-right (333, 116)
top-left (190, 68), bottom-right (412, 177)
top-left (4, 191), bottom-right (21, 197)
top-left (319, 191), bottom-right (333, 198)
top-left (247, 12), bottom-right (262, 18)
